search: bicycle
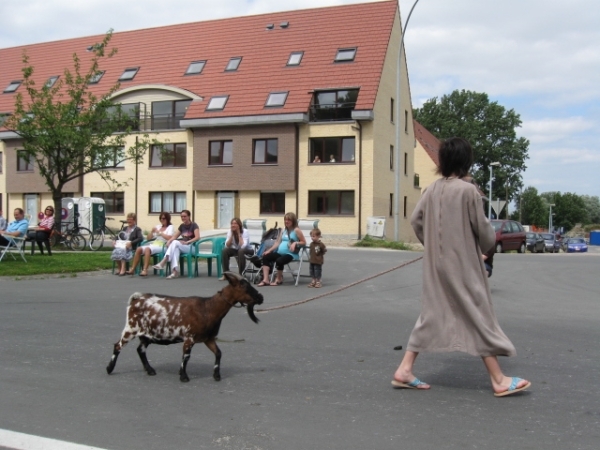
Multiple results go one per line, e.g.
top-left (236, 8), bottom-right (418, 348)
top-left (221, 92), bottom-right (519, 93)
top-left (89, 217), bottom-right (128, 251)
top-left (49, 212), bottom-right (93, 251)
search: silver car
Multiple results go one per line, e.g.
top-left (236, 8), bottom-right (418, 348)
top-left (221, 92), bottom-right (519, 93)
top-left (540, 233), bottom-right (560, 253)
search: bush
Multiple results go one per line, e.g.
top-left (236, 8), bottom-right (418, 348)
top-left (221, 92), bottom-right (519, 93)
top-left (354, 235), bottom-right (413, 250)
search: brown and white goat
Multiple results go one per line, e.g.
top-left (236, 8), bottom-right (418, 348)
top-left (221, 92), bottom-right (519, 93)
top-left (106, 271), bottom-right (264, 382)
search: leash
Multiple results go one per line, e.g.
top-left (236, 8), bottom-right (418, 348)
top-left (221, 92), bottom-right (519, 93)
top-left (255, 255), bottom-right (423, 313)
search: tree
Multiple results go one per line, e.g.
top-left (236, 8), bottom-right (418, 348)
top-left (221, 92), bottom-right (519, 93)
top-left (413, 89), bottom-right (529, 204)
top-left (581, 195), bottom-right (600, 224)
top-left (541, 192), bottom-right (589, 231)
top-left (5, 31), bottom-right (156, 231)
top-left (514, 186), bottom-right (546, 227)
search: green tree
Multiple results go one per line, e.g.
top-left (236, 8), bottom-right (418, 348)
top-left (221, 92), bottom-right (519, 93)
top-left (542, 192), bottom-right (589, 231)
top-left (514, 186), bottom-right (547, 227)
top-left (5, 31), bottom-right (156, 231)
top-left (581, 195), bottom-right (600, 224)
top-left (413, 89), bottom-right (529, 204)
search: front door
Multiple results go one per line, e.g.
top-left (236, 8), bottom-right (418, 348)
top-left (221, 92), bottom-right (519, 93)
top-left (217, 192), bottom-right (235, 229)
top-left (24, 194), bottom-right (39, 223)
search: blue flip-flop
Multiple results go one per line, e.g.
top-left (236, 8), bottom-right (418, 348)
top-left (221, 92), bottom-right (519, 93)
top-left (494, 377), bottom-right (531, 397)
top-left (391, 378), bottom-right (429, 389)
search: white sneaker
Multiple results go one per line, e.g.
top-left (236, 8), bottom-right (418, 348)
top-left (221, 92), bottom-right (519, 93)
top-left (218, 275), bottom-right (226, 281)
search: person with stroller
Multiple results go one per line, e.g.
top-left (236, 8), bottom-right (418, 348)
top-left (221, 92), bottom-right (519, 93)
top-left (220, 217), bottom-right (253, 279)
top-left (257, 212), bottom-right (306, 286)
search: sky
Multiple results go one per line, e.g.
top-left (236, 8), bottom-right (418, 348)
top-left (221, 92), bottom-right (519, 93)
top-left (1, 0), bottom-right (599, 199)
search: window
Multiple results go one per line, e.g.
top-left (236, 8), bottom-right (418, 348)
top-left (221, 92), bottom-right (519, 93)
top-left (225, 57), bottom-right (242, 71)
top-left (260, 192), bottom-right (285, 214)
top-left (405, 110), bottom-right (409, 132)
top-left (390, 145), bottom-right (394, 170)
top-left (0, 114), bottom-right (8, 126)
top-left (391, 98), bottom-right (394, 122)
top-left (150, 143), bottom-right (187, 167)
top-left (206, 96), bottom-right (228, 111)
top-left (404, 152), bottom-right (408, 175)
top-left (253, 139), bottom-right (278, 164)
top-left (310, 137), bottom-right (355, 163)
top-left (389, 193), bottom-right (393, 217)
top-left (209, 141), bottom-right (233, 165)
top-left (310, 89), bottom-right (359, 121)
top-left (287, 52), bottom-right (303, 66)
top-left (119, 67), bottom-right (139, 81)
top-left (149, 192), bottom-right (186, 213)
top-left (90, 192), bottom-right (124, 214)
top-left (0, 151), bottom-right (3, 173)
top-left (4, 80), bottom-right (21, 93)
top-left (185, 60), bottom-right (206, 75)
top-left (106, 102), bottom-right (140, 131)
top-left (265, 92), bottom-right (288, 107)
top-left (414, 173), bottom-right (420, 188)
top-left (151, 99), bottom-right (191, 130)
top-left (335, 48), bottom-right (357, 62)
top-left (17, 151), bottom-right (34, 172)
top-left (46, 76), bottom-right (59, 88)
top-left (309, 191), bottom-right (354, 215)
top-left (88, 71), bottom-right (105, 84)
top-left (94, 146), bottom-right (125, 169)
top-left (403, 196), bottom-right (408, 217)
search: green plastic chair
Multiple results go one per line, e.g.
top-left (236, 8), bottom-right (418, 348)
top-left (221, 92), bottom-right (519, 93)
top-left (194, 236), bottom-right (226, 277)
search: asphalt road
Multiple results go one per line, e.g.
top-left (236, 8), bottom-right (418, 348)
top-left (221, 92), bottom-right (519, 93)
top-left (1, 248), bottom-right (599, 450)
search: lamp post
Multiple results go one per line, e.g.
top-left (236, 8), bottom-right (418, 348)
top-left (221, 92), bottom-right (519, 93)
top-left (549, 203), bottom-right (555, 232)
top-left (394, 0), bottom-right (420, 241)
top-left (488, 162), bottom-right (500, 219)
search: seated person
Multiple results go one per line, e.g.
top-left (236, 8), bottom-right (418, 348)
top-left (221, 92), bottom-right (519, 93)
top-left (126, 212), bottom-right (174, 276)
top-left (0, 208), bottom-right (29, 247)
top-left (111, 212), bottom-right (144, 276)
top-left (0, 208), bottom-right (7, 231)
top-left (220, 218), bottom-right (254, 279)
top-left (153, 210), bottom-right (200, 279)
top-left (26, 205), bottom-right (55, 255)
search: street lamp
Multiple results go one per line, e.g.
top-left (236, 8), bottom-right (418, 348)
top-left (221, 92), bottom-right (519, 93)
top-left (549, 203), bottom-right (555, 232)
top-left (394, 0), bottom-right (420, 241)
top-left (488, 162), bottom-right (500, 219)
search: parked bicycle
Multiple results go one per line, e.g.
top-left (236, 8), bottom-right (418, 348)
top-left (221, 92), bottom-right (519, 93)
top-left (89, 217), bottom-right (128, 251)
top-left (49, 212), bottom-right (93, 251)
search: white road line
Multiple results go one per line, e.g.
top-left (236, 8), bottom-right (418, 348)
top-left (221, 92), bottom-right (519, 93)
top-left (0, 429), bottom-right (110, 450)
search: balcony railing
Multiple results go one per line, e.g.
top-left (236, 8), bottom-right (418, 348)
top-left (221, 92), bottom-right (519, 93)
top-left (150, 113), bottom-right (186, 130)
top-left (309, 103), bottom-right (356, 122)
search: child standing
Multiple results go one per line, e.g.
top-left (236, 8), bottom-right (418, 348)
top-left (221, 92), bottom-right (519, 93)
top-left (308, 228), bottom-right (327, 288)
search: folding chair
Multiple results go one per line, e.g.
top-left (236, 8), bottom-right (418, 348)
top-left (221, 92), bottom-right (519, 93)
top-left (0, 236), bottom-right (28, 263)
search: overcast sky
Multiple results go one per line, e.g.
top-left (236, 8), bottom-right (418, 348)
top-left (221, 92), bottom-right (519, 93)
top-left (1, 0), bottom-right (598, 199)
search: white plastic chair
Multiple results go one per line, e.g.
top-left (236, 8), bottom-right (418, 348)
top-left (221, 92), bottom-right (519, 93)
top-left (0, 236), bottom-right (28, 262)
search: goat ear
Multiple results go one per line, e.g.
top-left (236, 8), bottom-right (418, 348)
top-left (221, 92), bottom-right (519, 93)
top-left (223, 271), bottom-right (242, 284)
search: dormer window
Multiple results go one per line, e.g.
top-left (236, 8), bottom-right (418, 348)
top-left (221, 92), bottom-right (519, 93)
top-left (185, 60), bottom-right (206, 75)
top-left (88, 71), bottom-right (105, 85)
top-left (265, 92), bottom-right (288, 107)
top-left (287, 52), bottom-right (303, 66)
top-left (119, 67), bottom-right (139, 81)
top-left (45, 76), bottom-right (59, 88)
top-left (225, 57), bottom-right (242, 71)
top-left (206, 96), bottom-right (229, 111)
top-left (3, 80), bottom-right (21, 93)
top-left (335, 48), bottom-right (357, 62)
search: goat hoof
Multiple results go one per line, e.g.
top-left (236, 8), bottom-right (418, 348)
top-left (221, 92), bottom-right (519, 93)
top-left (213, 374), bottom-right (221, 382)
top-left (180, 375), bottom-right (190, 382)
top-left (106, 365), bottom-right (114, 374)
top-left (146, 369), bottom-right (156, 376)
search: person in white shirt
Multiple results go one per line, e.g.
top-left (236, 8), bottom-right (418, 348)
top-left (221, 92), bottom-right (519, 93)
top-left (220, 217), bottom-right (253, 279)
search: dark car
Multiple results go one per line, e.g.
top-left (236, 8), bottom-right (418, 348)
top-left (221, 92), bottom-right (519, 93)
top-left (491, 220), bottom-right (526, 253)
top-left (540, 233), bottom-right (561, 253)
top-left (565, 237), bottom-right (588, 253)
top-left (526, 232), bottom-right (546, 253)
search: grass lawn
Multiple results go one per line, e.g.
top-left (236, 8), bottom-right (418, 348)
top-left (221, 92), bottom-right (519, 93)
top-left (0, 251), bottom-right (113, 278)
top-left (353, 235), bottom-right (414, 251)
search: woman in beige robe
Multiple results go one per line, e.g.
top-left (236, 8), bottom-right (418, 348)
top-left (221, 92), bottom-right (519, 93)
top-left (393, 137), bottom-right (531, 397)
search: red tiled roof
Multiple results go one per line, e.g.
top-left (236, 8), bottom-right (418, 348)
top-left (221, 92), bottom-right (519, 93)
top-left (0, 1), bottom-right (398, 121)
top-left (413, 119), bottom-right (440, 166)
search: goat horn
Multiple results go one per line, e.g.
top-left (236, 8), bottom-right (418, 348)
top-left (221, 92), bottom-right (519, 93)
top-left (224, 271), bottom-right (243, 281)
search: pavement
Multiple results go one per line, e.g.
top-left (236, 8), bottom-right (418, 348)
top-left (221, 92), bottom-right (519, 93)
top-left (0, 247), bottom-right (599, 449)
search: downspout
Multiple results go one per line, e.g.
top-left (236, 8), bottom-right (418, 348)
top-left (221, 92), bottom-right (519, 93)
top-left (135, 136), bottom-right (139, 218)
top-left (294, 123), bottom-right (300, 217)
top-left (356, 121), bottom-right (363, 240)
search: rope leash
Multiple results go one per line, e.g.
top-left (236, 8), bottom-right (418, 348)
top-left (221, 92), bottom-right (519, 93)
top-left (255, 255), bottom-right (423, 313)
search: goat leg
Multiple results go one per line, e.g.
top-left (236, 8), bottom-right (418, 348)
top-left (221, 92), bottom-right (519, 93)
top-left (137, 337), bottom-right (156, 376)
top-left (205, 339), bottom-right (222, 381)
top-left (179, 339), bottom-right (195, 382)
top-left (106, 343), bottom-right (121, 374)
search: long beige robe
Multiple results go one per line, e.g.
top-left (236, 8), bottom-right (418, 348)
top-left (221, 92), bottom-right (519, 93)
top-left (407, 177), bottom-right (516, 357)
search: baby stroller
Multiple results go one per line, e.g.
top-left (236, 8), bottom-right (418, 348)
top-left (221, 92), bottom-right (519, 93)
top-left (243, 223), bottom-right (281, 283)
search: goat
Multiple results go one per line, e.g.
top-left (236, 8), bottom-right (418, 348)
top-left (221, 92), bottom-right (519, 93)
top-left (106, 271), bottom-right (264, 382)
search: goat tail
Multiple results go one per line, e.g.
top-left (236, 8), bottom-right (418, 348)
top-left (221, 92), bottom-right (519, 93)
top-left (128, 292), bottom-right (144, 306)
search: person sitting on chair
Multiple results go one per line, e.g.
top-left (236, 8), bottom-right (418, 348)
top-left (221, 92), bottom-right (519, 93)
top-left (126, 212), bottom-right (174, 276)
top-left (153, 210), bottom-right (200, 279)
top-left (26, 205), bottom-right (55, 255)
top-left (0, 208), bottom-right (29, 247)
top-left (220, 217), bottom-right (254, 279)
top-left (111, 212), bottom-right (144, 276)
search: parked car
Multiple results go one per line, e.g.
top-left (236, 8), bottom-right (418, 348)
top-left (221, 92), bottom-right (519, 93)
top-left (526, 232), bottom-right (546, 253)
top-left (490, 220), bottom-right (527, 253)
top-left (561, 237), bottom-right (572, 252)
top-left (564, 237), bottom-right (588, 253)
top-left (540, 233), bottom-right (561, 253)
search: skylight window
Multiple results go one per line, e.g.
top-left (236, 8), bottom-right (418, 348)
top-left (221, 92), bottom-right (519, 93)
top-left (287, 52), bottom-right (303, 66)
top-left (206, 96), bottom-right (229, 111)
top-left (185, 60), bottom-right (206, 75)
top-left (265, 92), bottom-right (288, 107)
top-left (335, 48), bottom-right (357, 62)
top-left (3, 80), bottom-right (22, 93)
top-left (119, 67), bottom-right (139, 81)
top-left (45, 76), bottom-right (59, 88)
top-left (225, 57), bottom-right (242, 71)
top-left (88, 71), bottom-right (105, 84)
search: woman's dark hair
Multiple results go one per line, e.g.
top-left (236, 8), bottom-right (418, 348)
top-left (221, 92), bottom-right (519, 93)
top-left (160, 212), bottom-right (172, 226)
top-left (231, 217), bottom-right (243, 230)
top-left (436, 137), bottom-right (473, 178)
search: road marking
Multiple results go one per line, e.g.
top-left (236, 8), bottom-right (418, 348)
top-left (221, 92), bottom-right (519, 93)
top-left (0, 429), bottom-right (110, 450)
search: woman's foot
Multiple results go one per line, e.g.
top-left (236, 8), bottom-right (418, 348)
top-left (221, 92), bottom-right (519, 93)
top-left (125, 270), bottom-right (135, 275)
top-left (257, 280), bottom-right (270, 287)
top-left (307, 281), bottom-right (316, 288)
top-left (314, 281), bottom-right (322, 288)
top-left (492, 376), bottom-right (531, 397)
top-left (153, 262), bottom-right (165, 270)
top-left (393, 368), bottom-right (430, 390)
top-left (166, 269), bottom-right (179, 279)
top-left (270, 279), bottom-right (283, 286)
top-left (139, 270), bottom-right (148, 277)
